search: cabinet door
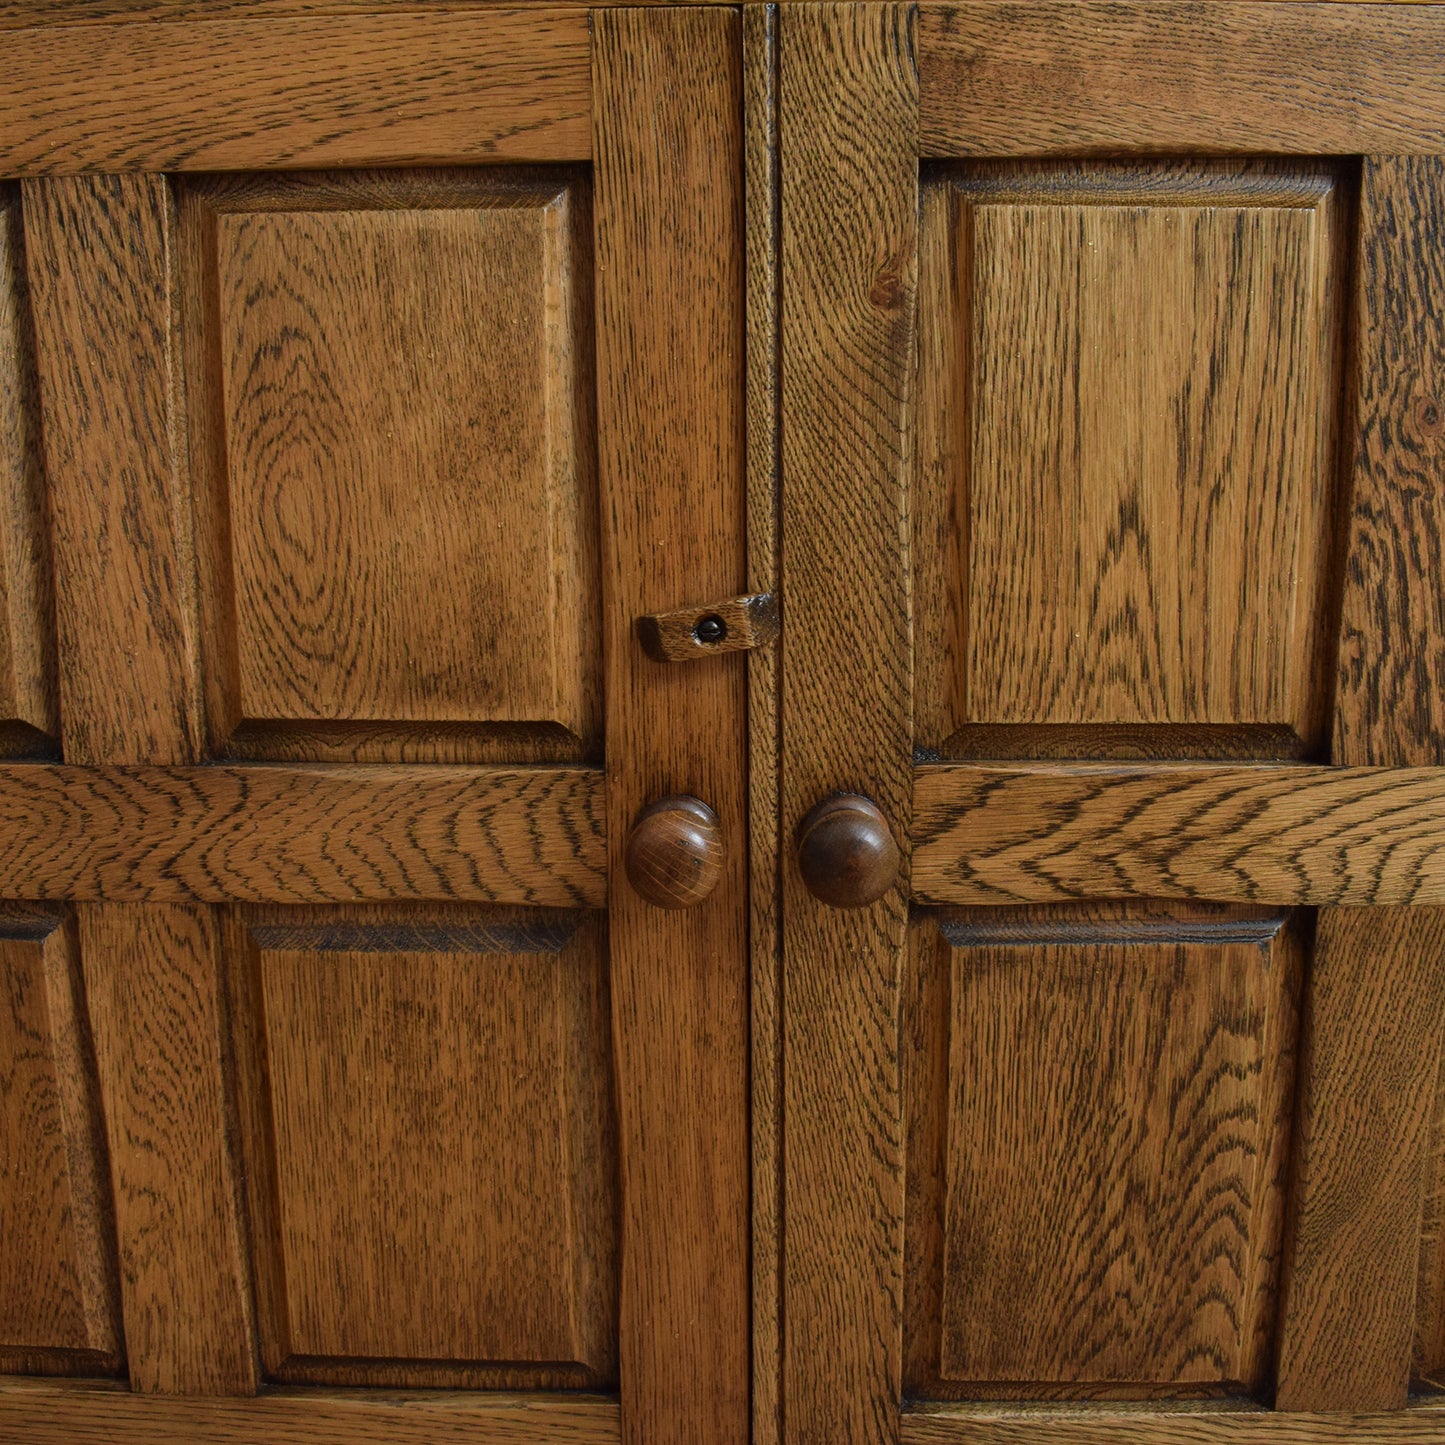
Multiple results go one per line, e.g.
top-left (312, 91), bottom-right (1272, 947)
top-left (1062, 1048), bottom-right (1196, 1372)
top-left (779, 4), bottom-right (1445, 1441)
top-left (0, 9), bottom-right (749, 1444)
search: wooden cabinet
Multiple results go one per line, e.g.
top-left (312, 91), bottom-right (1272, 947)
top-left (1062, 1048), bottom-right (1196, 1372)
top-left (6, 4), bottom-right (1445, 1442)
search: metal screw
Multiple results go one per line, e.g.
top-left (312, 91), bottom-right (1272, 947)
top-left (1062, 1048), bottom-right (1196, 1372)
top-left (693, 613), bottom-right (728, 646)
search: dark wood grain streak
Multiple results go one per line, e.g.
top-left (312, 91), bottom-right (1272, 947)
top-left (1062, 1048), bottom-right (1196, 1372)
top-left (919, 3), bottom-right (1445, 158)
top-left (1277, 157), bottom-right (1445, 1412)
top-left (593, 12), bottom-right (750, 1442)
top-left (913, 763), bottom-right (1445, 908)
top-left (0, 1378), bottom-right (622, 1443)
top-left (0, 10), bottom-right (591, 174)
top-left (0, 764), bottom-right (605, 906)
top-left (780, 6), bottom-right (917, 1440)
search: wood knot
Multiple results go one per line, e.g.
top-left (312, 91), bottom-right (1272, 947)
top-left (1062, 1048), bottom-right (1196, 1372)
top-left (1414, 394), bottom-right (1443, 441)
top-left (869, 262), bottom-right (904, 311)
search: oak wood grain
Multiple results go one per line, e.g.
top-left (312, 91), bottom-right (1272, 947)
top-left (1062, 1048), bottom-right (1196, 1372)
top-left (0, 914), bottom-right (120, 1366)
top-left (1277, 156), bottom-right (1445, 1412)
top-left (779, 5), bottom-right (917, 1440)
top-left (593, 11), bottom-right (750, 1441)
top-left (1277, 909), bottom-right (1445, 1410)
top-left (919, 3), bottom-right (1445, 158)
top-left (0, 187), bottom-right (57, 748)
top-left (184, 171), bottom-right (598, 748)
top-left (913, 763), bottom-right (1445, 908)
top-left (227, 908), bottom-right (615, 1383)
top-left (23, 175), bottom-right (198, 767)
top-left (901, 1401), bottom-right (1445, 1443)
top-left (0, 764), bottom-right (606, 907)
top-left (937, 910), bottom-right (1300, 1387)
top-left (0, 10), bottom-right (591, 174)
top-left (80, 903), bottom-right (256, 1393)
top-left (0, 1379), bottom-right (622, 1444)
top-left (913, 163), bottom-right (1344, 753)
top-left (745, 9), bottom-right (782, 1443)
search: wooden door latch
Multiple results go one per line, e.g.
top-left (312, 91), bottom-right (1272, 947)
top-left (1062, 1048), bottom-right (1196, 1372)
top-left (637, 591), bottom-right (779, 662)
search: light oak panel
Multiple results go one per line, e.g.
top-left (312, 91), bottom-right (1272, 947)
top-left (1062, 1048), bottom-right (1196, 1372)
top-left (915, 164), bottom-right (1343, 753)
top-left (0, 1378), bottom-right (622, 1444)
top-left (592, 12), bottom-right (750, 1441)
top-left (229, 908), bottom-right (615, 1384)
top-left (0, 912), bottom-right (120, 1372)
top-left (919, 3), bottom-right (1445, 158)
top-left (937, 910), bottom-right (1299, 1388)
top-left (0, 764), bottom-right (605, 907)
top-left (913, 763), bottom-right (1445, 908)
top-left (0, 189), bottom-right (56, 754)
top-left (187, 172), bottom-right (597, 753)
top-left (0, 10), bottom-right (591, 174)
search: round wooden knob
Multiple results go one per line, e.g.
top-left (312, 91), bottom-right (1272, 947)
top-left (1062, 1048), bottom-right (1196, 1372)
top-left (625, 795), bottom-right (725, 910)
top-left (795, 793), bottom-right (900, 909)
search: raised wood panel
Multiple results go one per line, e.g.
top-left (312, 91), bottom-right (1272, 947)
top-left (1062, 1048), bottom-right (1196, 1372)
top-left (920, 907), bottom-right (1298, 1393)
top-left (228, 906), bottom-right (615, 1387)
top-left (0, 911), bottom-right (120, 1373)
top-left (0, 10), bottom-right (591, 174)
top-left (182, 171), bottom-right (598, 761)
top-left (0, 764), bottom-right (605, 908)
top-left (0, 189), bottom-right (56, 755)
top-left (914, 163), bottom-right (1345, 756)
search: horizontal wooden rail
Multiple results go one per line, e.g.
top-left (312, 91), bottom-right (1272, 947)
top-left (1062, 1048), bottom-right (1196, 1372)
top-left (913, 763), bottom-right (1445, 907)
top-left (903, 1401), bottom-right (1445, 1443)
top-left (0, 763), bottom-right (605, 906)
top-left (919, 2), bottom-right (1445, 157)
top-left (0, 8), bottom-right (591, 174)
top-left (0, 1381), bottom-right (620, 1444)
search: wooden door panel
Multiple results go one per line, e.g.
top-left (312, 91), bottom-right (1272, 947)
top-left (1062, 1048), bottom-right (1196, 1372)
top-left (0, 188), bottom-right (55, 757)
top-left (0, 910), bottom-right (120, 1376)
top-left (915, 161), bottom-right (1348, 760)
top-left (181, 171), bottom-right (599, 762)
top-left (783, 5), bottom-right (1445, 1438)
top-left (914, 905), bottom-right (1299, 1393)
top-left (228, 906), bottom-right (616, 1387)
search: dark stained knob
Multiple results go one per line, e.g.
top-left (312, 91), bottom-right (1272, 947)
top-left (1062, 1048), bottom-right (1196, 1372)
top-left (795, 793), bottom-right (900, 909)
top-left (625, 795), bottom-right (725, 910)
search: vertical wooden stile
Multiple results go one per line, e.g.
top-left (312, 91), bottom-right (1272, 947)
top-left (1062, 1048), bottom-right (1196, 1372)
top-left (779, 5), bottom-right (918, 1440)
top-left (1277, 155), bottom-right (1445, 1412)
top-left (593, 11), bottom-right (751, 1442)
top-left (24, 173), bottom-right (256, 1394)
